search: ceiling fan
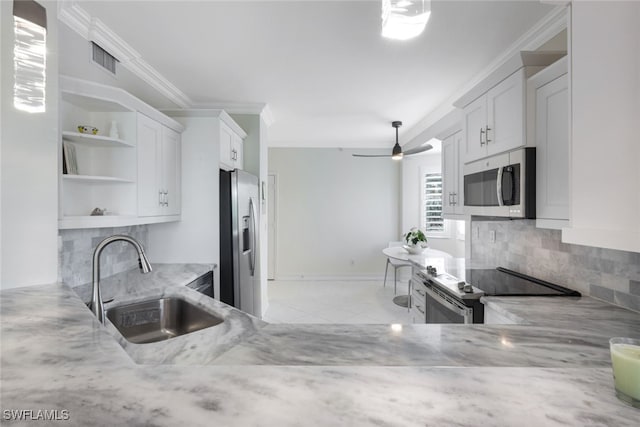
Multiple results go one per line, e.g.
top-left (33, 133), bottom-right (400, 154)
top-left (352, 121), bottom-right (433, 159)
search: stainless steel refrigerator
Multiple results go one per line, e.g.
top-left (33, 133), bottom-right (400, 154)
top-left (219, 169), bottom-right (259, 316)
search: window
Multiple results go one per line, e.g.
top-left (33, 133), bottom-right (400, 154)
top-left (422, 172), bottom-right (445, 235)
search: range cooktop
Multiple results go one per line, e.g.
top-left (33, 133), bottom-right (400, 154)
top-left (465, 267), bottom-right (581, 297)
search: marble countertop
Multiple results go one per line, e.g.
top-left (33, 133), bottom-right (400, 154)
top-left (1, 263), bottom-right (639, 426)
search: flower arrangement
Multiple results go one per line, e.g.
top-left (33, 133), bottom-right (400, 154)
top-left (404, 227), bottom-right (428, 248)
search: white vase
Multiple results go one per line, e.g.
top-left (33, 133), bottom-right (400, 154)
top-left (403, 244), bottom-right (426, 255)
top-left (109, 120), bottom-right (119, 138)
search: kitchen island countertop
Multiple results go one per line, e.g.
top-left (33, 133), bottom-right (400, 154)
top-left (1, 263), bottom-right (639, 426)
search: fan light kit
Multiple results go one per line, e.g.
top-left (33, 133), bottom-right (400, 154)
top-left (352, 121), bottom-right (433, 159)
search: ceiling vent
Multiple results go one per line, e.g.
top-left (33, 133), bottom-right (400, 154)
top-left (91, 41), bottom-right (117, 74)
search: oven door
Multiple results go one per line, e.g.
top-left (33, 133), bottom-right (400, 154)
top-left (424, 284), bottom-right (473, 324)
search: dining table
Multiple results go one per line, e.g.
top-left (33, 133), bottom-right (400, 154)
top-left (382, 247), bottom-right (455, 308)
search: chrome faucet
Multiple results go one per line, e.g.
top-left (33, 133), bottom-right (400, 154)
top-left (90, 235), bottom-right (152, 324)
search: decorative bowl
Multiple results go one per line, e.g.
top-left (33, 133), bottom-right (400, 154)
top-left (78, 125), bottom-right (99, 135)
top-left (403, 245), bottom-right (426, 255)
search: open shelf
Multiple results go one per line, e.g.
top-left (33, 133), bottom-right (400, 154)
top-left (62, 174), bottom-right (134, 184)
top-left (62, 131), bottom-right (134, 148)
top-left (59, 214), bottom-right (180, 230)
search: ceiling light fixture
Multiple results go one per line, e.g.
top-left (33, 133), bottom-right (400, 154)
top-left (381, 0), bottom-right (431, 41)
top-left (13, 0), bottom-right (47, 113)
top-left (352, 121), bottom-right (433, 159)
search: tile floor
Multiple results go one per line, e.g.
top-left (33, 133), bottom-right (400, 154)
top-left (263, 279), bottom-right (413, 324)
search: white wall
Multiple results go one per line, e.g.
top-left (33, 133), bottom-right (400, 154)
top-left (401, 151), bottom-right (465, 258)
top-left (269, 148), bottom-right (401, 279)
top-left (58, 23), bottom-right (180, 110)
top-left (563, 1), bottom-right (640, 253)
top-left (1, 0), bottom-right (59, 289)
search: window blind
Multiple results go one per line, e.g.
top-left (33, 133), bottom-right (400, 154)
top-left (423, 173), bottom-right (444, 233)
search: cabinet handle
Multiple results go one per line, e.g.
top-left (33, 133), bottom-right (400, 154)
top-left (159, 190), bottom-right (168, 207)
top-left (415, 288), bottom-right (425, 297)
top-left (485, 126), bottom-right (492, 143)
top-left (415, 304), bottom-right (425, 315)
top-left (480, 128), bottom-right (486, 146)
top-left (452, 192), bottom-right (457, 206)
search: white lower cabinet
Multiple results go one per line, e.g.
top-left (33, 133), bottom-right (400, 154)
top-left (442, 130), bottom-right (464, 216)
top-left (410, 278), bottom-right (427, 324)
top-left (137, 113), bottom-right (181, 217)
top-left (529, 57), bottom-right (569, 228)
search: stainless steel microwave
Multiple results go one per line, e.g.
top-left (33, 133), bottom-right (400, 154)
top-left (463, 148), bottom-right (536, 218)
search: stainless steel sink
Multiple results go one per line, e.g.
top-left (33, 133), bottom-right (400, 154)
top-left (106, 297), bottom-right (223, 344)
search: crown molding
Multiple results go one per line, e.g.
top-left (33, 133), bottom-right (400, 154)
top-left (191, 102), bottom-right (275, 127)
top-left (402, 5), bottom-right (569, 148)
top-left (57, 1), bottom-right (192, 108)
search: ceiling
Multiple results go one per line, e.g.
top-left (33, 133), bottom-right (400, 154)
top-left (76, 1), bottom-right (555, 148)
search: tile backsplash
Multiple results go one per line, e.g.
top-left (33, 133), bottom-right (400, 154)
top-left (471, 219), bottom-right (640, 312)
top-left (59, 225), bottom-right (149, 287)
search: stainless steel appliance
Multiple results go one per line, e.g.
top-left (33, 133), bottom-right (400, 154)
top-left (413, 268), bottom-right (484, 324)
top-left (186, 271), bottom-right (214, 299)
top-left (219, 169), bottom-right (259, 316)
top-left (413, 266), bottom-right (580, 324)
top-left (463, 147), bottom-right (535, 218)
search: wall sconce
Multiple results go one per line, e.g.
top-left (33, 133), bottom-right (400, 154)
top-left (13, 0), bottom-right (47, 113)
top-left (381, 0), bottom-right (431, 41)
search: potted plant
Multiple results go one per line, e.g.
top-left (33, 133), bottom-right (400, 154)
top-left (403, 227), bottom-right (428, 254)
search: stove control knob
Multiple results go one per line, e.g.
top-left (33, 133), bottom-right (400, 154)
top-left (457, 281), bottom-right (465, 290)
top-left (463, 284), bottom-right (473, 293)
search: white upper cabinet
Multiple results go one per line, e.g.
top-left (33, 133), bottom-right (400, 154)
top-left (58, 76), bottom-right (183, 229)
top-left (442, 130), bottom-right (464, 216)
top-left (162, 126), bottom-right (181, 216)
top-left (462, 96), bottom-right (487, 163)
top-left (137, 114), bottom-right (163, 217)
top-left (562, 1), bottom-right (640, 253)
top-left (219, 121), bottom-right (245, 171)
top-left (486, 70), bottom-right (525, 156)
top-left (529, 57), bottom-right (569, 228)
top-left (137, 113), bottom-right (182, 217)
top-left (457, 52), bottom-right (565, 164)
top-left (462, 70), bottom-right (525, 163)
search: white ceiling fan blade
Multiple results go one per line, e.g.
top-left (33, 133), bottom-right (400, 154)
top-left (351, 154), bottom-right (393, 157)
top-left (403, 144), bottom-right (433, 156)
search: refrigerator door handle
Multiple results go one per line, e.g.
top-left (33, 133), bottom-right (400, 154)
top-left (249, 197), bottom-right (257, 277)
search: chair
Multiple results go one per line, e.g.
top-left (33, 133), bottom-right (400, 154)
top-left (383, 241), bottom-right (412, 295)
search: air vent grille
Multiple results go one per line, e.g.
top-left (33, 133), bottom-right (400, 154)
top-left (91, 42), bottom-right (117, 74)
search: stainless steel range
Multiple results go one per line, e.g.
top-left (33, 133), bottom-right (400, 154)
top-left (411, 266), bottom-right (580, 324)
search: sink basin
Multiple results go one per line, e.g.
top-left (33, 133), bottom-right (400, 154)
top-left (106, 296), bottom-right (223, 344)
